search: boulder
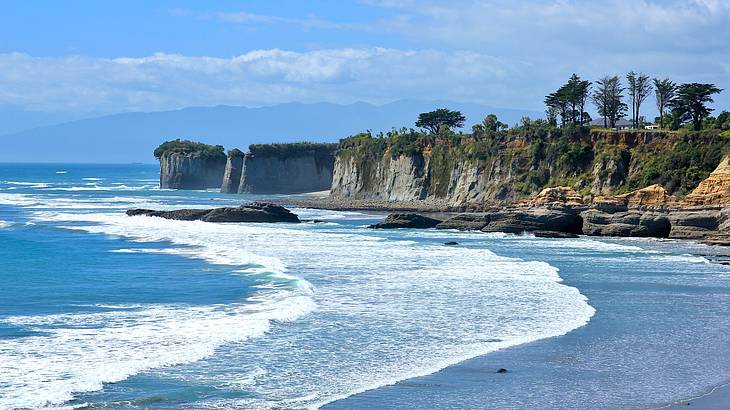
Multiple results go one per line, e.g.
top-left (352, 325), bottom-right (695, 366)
top-left (127, 202), bottom-right (300, 223)
top-left (368, 213), bottom-right (442, 229)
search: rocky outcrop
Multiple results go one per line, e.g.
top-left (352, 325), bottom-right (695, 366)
top-left (523, 186), bottom-right (584, 207)
top-left (581, 208), bottom-right (671, 237)
top-left (434, 207), bottom-right (583, 234)
top-left (221, 143), bottom-right (338, 194)
top-left (368, 213), bottom-right (443, 229)
top-left (159, 152), bottom-right (226, 190)
top-left (127, 202), bottom-right (300, 223)
top-left (683, 155), bottom-right (730, 206)
top-left (221, 150), bottom-right (245, 194)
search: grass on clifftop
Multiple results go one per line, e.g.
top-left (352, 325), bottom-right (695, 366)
top-left (248, 142), bottom-right (337, 158)
top-left (154, 139), bottom-right (225, 159)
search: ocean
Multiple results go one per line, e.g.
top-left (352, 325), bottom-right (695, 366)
top-left (1, 163), bottom-right (729, 409)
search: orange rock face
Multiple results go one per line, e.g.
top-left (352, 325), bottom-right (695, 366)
top-left (683, 155), bottom-right (730, 206)
top-left (617, 184), bottom-right (674, 206)
top-left (525, 186), bottom-right (585, 206)
top-left (592, 184), bottom-right (674, 207)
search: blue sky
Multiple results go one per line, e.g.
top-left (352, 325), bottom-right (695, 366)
top-left (1, 0), bottom-right (728, 117)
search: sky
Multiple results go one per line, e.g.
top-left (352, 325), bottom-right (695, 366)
top-left (1, 0), bottom-right (729, 119)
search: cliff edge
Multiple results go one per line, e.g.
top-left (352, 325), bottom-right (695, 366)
top-left (155, 139), bottom-right (226, 190)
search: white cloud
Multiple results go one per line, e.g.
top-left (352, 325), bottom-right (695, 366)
top-left (0, 49), bottom-right (522, 113)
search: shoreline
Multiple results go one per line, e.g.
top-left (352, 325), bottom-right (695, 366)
top-left (663, 380), bottom-right (730, 408)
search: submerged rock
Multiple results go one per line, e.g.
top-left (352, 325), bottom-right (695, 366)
top-left (368, 213), bottom-right (442, 229)
top-left (532, 230), bottom-right (580, 239)
top-left (444, 241), bottom-right (459, 245)
top-left (127, 202), bottom-right (300, 223)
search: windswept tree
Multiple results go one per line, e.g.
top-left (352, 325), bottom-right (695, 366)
top-left (544, 74), bottom-right (592, 126)
top-left (626, 71), bottom-right (652, 128)
top-left (415, 108), bottom-right (466, 134)
top-left (669, 83), bottom-right (722, 131)
top-left (472, 113), bottom-right (507, 136)
top-left (591, 75), bottom-right (627, 128)
top-left (653, 78), bottom-right (677, 129)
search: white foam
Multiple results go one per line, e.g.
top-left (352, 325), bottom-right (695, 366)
top-left (0, 296), bottom-right (315, 410)
top-left (55, 171), bottom-right (67, 174)
top-left (13, 201), bottom-right (598, 409)
top-left (0, 220), bottom-right (11, 229)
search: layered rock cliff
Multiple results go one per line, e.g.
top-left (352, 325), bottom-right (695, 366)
top-left (330, 129), bottom-right (730, 207)
top-left (683, 154), bottom-right (730, 206)
top-left (221, 143), bottom-right (337, 194)
top-left (155, 140), bottom-right (226, 190)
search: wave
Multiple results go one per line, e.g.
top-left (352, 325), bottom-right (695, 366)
top-left (0, 220), bottom-right (12, 229)
top-left (18, 200), bottom-right (595, 409)
top-left (0, 295), bottom-right (315, 410)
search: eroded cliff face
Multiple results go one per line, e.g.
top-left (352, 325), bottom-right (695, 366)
top-left (237, 155), bottom-right (334, 194)
top-left (159, 153), bottom-right (226, 190)
top-left (221, 153), bottom-right (245, 194)
top-left (683, 154), bottom-right (730, 206)
top-left (330, 130), bottom-right (730, 207)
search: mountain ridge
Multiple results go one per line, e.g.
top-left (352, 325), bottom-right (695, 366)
top-left (0, 100), bottom-right (541, 163)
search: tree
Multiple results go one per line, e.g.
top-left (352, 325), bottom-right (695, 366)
top-left (415, 108), bottom-right (466, 133)
top-left (627, 71), bottom-right (652, 128)
top-left (544, 74), bottom-right (591, 127)
top-left (591, 75), bottom-right (627, 128)
top-left (653, 78), bottom-right (677, 129)
top-left (669, 83), bottom-right (722, 131)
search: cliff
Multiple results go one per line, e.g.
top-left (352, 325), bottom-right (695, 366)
top-left (330, 128), bottom-right (730, 207)
top-left (155, 140), bottom-right (226, 190)
top-left (221, 143), bottom-right (337, 194)
top-left (221, 149), bottom-right (245, 193)
top-left (683, 154), bottom-right (730, 206)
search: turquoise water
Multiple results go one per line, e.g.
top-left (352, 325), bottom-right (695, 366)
top-left (0, 163), bottom-right (729, 409)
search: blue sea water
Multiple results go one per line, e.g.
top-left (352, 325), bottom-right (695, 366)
top-left (1, 163), bottom-right (729, 409)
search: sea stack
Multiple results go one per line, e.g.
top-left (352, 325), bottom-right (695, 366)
top-left (155, 139), bottom-right (226, 190)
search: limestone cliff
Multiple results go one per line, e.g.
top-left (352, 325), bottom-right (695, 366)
top-left (221, 149), bottom-right (245, 193)
top-left (221, 143), bottom-right (337, 194)
top-left (330, 129), bottom-right (730, 207)
top-left (155, 140), bottom-right (226, 190)
top-left (683, 154), bottom-right (730, 206)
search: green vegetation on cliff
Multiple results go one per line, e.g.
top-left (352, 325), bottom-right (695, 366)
top-left (248, 142), bottom-right (337, 158)
top-left (337, 125), bottom-right (730, 199)
top-left (154, 139), bottom-right (225, 159)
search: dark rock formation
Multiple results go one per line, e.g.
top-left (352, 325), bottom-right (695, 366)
top-left (480, 208), bottom-right (583, 234)
top-left (127, 202), bottom-right (300, 223)
top-left (581, 209), bottom-right (671, 237)
top-left (668, 208), bottom-right (722, 240)
top-left (436, 213), bottom-right (492, 230)
top-left (368, 213), bottom-right (442, 229)
top-left (436, 207), bottom-right (582, 235)
top-left (532, 231), bottom-right (580, 239)
top-left (444, 241), bottom-right (459, 245)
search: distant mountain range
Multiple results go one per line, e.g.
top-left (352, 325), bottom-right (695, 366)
top-left (0, 100), bottom-right (542, 163)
